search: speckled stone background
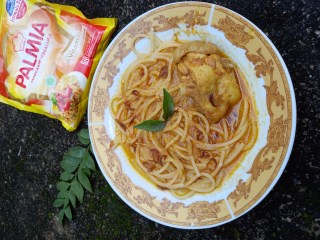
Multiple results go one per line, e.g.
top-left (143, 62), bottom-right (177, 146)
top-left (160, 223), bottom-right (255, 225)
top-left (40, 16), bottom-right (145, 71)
top-left (0, 0), bottom-right (319, 239)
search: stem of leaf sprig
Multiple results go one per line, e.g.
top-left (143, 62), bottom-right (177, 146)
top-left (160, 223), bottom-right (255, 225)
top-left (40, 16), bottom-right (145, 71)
top-left (53, 129), bottom-right (96, 224)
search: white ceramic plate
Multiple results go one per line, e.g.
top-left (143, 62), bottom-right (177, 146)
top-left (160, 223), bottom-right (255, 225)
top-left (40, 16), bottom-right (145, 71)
top-left (88, 2), bottom-right (296, 229)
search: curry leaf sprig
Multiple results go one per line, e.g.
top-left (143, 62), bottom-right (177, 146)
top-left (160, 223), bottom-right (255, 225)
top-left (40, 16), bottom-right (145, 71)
top-left (53, 129), bottom-right (96, 223)
top-left (134, 88), bottom-right (174, 132)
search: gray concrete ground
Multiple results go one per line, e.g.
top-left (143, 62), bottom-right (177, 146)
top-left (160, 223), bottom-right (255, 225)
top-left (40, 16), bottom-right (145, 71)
top-left (0, 0), bottom-right (319, 239)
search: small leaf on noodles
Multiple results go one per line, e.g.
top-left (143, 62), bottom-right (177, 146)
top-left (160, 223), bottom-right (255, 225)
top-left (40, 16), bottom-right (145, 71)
top-left (134, 120), bottom-right (166, 132)
top-left (162, 88), bottom-right (174, 121)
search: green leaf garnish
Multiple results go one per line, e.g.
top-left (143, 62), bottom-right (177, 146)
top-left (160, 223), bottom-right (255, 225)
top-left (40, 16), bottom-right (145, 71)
top-left (71, 179), bottom-right (84, 203)
top-left (53, 199), bottom-right (64, 208)
top-left (58, 209), bottom-right (65, 223)
top-left (59, 172), bottom-right (74, 181)
top-left (68, 191), bottom-right (77, 208)
top-left (162, 88), bottom-right (174, 121)
top-left (62, 155), bottom-right (81, 166)
top-left (56, 181), bottom-right (70, 191)
top-left (66, 146), bottom-right (86, 158)
top-left (64, 206), bottom-right (72, 221)
top-left (54, 128), bottom-right (96, 224)
top-left (77, 129), bottom-right (90, 145)
top-left (60, 161), bottom-right (78, 173)
top-left (133, 88), bottom-right (174, 132)
top-left (57, 191), bottom-right (68, 199)
top-left (63, 197), bottom-right (69, 208)
top-left (134, 120), bottom-right (166, 132)
top-left (78, 169), bottom-right (93, 193)
top-left (83, 151), bottom-right (96, 171)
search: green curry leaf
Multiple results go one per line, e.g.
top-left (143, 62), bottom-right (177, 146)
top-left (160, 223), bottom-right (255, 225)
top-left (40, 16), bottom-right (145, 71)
top-left (162, 88), bottom-right (174, 121)
top-left (134, 120), bottom-right (166, 132)
top-left (134, 88), bottom-right (174, 132)
top-left (53, 129), bottom-right (96, 225)
top-left (64, 206), bottom-right (72, 221)
top-left (77, 129), bottom-right (90, 145)
top-left (53, 199), bottom-right (64, 208)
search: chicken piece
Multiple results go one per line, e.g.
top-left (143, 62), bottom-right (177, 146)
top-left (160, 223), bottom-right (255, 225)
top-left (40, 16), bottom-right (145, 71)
top-left (173, 41), bottom-right (218, 63)
top-left (173, 41), bottom-right (242, 123)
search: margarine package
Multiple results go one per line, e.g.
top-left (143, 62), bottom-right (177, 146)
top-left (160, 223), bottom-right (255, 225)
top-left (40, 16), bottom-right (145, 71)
top-left (0, 0), bottom-right (117, 130)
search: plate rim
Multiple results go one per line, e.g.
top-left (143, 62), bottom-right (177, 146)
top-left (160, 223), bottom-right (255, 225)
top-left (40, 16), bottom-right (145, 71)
top-left (88, 1), bottom-right (297, 229)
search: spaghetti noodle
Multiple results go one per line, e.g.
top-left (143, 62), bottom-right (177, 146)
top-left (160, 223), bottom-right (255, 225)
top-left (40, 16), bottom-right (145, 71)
top-left (110, 37), bottom-right (258, 199)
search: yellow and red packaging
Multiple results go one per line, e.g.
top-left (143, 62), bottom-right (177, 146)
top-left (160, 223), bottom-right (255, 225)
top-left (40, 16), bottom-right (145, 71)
top-left (0, 0), bottom-right (117, 130)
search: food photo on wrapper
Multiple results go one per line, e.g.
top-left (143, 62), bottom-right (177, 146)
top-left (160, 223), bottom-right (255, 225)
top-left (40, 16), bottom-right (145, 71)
top-left (1, 0), bottom-right (319, 239)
